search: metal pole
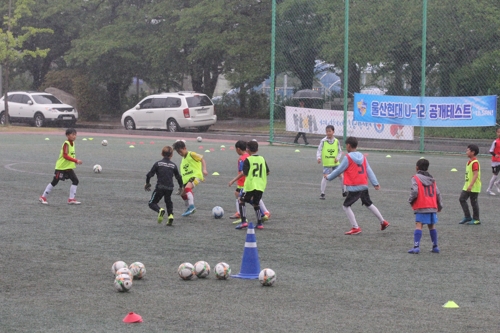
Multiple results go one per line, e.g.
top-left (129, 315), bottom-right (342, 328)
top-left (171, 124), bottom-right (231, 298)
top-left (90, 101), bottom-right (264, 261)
top-left (343, 0), bottom-right (349, 144)
top-left (269, 0), bottom-right (276, 143)
top-left (420, 0), bottom-right (428, 152)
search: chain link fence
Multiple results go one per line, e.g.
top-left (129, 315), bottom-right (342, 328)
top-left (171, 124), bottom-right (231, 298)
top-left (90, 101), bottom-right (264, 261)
top-left (267, 0), bottom-right (500, 153)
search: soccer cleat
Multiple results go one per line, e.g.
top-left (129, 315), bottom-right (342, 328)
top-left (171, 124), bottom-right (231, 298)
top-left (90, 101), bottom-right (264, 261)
top-left (157, 208), bottom-right (165, 224)
top-left (459, 217), bottom-right (472, 224)
top-left (256, 223), bottom-right (264, 230)
top-left (167, 214), bottom-right (174, 226)
top-left (467, 219), bottom-right (480, 225)
top-left (320, 193), bottom-right (325, 200)
top-left (431, 246), bottom-right (440, 253)
top-left (235, 222), bottom-right (248, 229)
top-left (408, 247), bottom-right (420, 254)
top-left (380, 220), bottom-right (390, 231)
top-left (232, 218), bottom-right (242, 225)
top-left (262, 211), bottom-right (271, 222)
top-left (345, 227), bottom-right (362, 235)
top-left (67, 198), bottom-right (81, 205)
top-left (39, 196), bottom-right (48, 205)
top-left (487, 190), bottom-right (496, 196)
top-left (181, 205), bottom-right (196, 216)
top-left (229, 212), bottom-right (240, 219)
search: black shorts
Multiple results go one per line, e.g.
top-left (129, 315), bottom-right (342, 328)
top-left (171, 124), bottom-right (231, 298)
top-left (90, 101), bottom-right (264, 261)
top-left (492, 165), bottom-right (500, 175)
top-left (54, 169), bottom-right (75, 181)
top-left (343, 189), bottom-right (373, 207)
top-left (242, 190), bottom-right (263, 206)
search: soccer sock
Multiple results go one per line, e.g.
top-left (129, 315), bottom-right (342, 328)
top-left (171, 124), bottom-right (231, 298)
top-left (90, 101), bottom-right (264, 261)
top-left (258, 199), bottom-right (268, 214)
top-left (366, 204), bottom-right (384, 223)
top-left (254, 206), bottom-right (262, 224)
top-left (187, 192), bottom-right (194, 206)
top-left (320, 177), bottom-right (327, 194)
top-left (239, 202), bottom-right (247, 222)
top-left (429, 229), bottom-right (438, 247)
top-left (42, 183), bottom-right (53, 197)
top-left (342, 205), bottom-right (358, 228)
top-left (69, 185), bottom-right (77, 199)
top-left (235, 199), bottom-right (240, 214)
top-left (487, 175), bottom-right (497, 190)
top-left (413, 230), bottom-right (422, 248)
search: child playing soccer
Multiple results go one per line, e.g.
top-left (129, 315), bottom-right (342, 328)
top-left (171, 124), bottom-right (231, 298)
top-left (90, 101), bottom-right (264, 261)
top-left (228, 140), bottom-right (270, 221)
top-left (145, 146), bottom-right (183, 226)
top-left (459, 144), bottom-right (481, 225)
top-left (316, 125), bottom-right (347, 199)
top-left (39, 128), bottom-right (83, 205)
top-left (233, 140), bottom-right (270, 230)
top-left (485, 128), bottom-right (500, 195)
top-left (324, 136), bottom-right (389, 235)
top-left (408, 159), bottom-right (443, 254)
top-left (172, 140), bottom-right (208, 216)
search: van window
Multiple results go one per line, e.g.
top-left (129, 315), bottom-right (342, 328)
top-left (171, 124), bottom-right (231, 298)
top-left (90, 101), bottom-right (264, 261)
top-left (139, 98), bottom-right (154, 109)
top-left (152, 98), bottom-right (168, 108)
top-left (186, 95), bottom-right (213, 107)
top-left (166, 97), bottom-right (182, 108)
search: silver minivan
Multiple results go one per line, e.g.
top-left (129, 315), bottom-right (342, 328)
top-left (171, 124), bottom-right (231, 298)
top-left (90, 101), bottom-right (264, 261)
top-left (121, 92), bottom-right (216, 132)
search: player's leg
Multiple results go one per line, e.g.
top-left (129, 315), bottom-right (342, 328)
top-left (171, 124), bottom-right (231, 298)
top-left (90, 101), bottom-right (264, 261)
top-left (408, 220), bottom-right (423, 254)
top-left (428, 216), bottom-right (439, 253)
top-left (467, 192), bottom-right (480, 225)
top-left (40, 171), bottom-right (60, 204)
top-left (181, 178), bottom-right (198, 216)
top-left (252, 191), bottom-right (264, 229)
top-left (164, 189), bottom-right (174, 225)
top-left (67, 170), bottom-right (80, 205)
top-left (458, 190), bottom-right (472, 224)
top-left (486, 166), bottom-right (499, 195)
top-left (230, 188), bottom-right (242, 219)
top-left (361, 190), bottom-right (389, 230)
top-left (235, 191), bottom-right (248, 229)
top-left (342, 191), bottom-right (362, 235)
top-left (149, 189), bottom-right (165, 224)
top-left (320, 167), bottom-right (330, 199)
top-left (259, 199), bottom-right (270, 221)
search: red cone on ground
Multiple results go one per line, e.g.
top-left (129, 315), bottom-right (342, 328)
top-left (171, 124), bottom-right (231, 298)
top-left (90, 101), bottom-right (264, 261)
top-left (123, 312), bottom-right (143, 323)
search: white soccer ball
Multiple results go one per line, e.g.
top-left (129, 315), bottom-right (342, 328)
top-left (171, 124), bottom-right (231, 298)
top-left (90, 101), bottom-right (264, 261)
top-left (93, 164), bottom-right (102, 173)
top-left (101, 139), bottom-right (108, 146)
top-left (111, 261), bottom-right (127, 275)
top-left (212, 206), bottom-right (224, 219)
top-left (193, 261), bottom-right (211, 278)
top-left (178, 262), bottom-right (195, 280)
top-left (129, 262), bottom-right (146, 280)
top-left (259, 268), bottom-right (276, 286)
top-left (114, 274), bottom-right (133, 292)
top-left (214, 262), bottom-right (231, 280)
top-left (116, 267), bottom-right (132, 277)
top-left (197, 136), bottom-right (202, 142)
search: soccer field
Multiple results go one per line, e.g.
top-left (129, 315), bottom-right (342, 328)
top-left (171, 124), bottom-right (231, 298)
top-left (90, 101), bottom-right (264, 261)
top-left (1, 129), bottom-right (500, 332)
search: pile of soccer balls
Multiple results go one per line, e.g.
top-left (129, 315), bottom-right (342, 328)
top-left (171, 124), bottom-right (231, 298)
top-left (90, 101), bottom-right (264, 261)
top-left (112, 261), bottom-right (146, 292)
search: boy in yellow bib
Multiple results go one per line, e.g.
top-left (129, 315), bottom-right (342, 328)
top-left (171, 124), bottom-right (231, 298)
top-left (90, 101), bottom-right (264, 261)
top-left (173, 140), bottom-right (208, 216)
top-left (459, 144), bottom-right (481, 225)
top-left (39, 128), bottom-right (83, 205)
top-left (316, 125), bottom-right (347, 199)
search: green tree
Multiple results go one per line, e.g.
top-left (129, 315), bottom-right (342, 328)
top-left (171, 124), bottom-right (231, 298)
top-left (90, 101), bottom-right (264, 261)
top-left (0, 0), bottom-right (52, 126)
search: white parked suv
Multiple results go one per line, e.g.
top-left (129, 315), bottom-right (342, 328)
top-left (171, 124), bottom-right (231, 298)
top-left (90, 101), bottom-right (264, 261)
top-left (0, 91), bottom-right (78, 127)
top-left (121, 92), bottom-right (216, 132)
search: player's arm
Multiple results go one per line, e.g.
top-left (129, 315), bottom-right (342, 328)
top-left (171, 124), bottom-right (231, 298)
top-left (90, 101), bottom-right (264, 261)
top-left (336, 140), bottom-right (343, 162)
top-left (265, 161), bottom-right (270, 175)
top-left (490, 141), bottom-right (497, 157)
top-left (408, 177), bottom-right (418, 205)
top-left (201, 157), bottom-right (208, 176)
top-left (316, 140), bottom-right (323, 163)
top-left (62, 143), bottom-right (81, 164)
top-left (366, 161), bottom-right (380, 189)
top-left (174, 166), bottom-right (183, 190)
top-left (229, 173), bottom-right (244, 186)
top-left (242, 159), bottom-right (250, 176)
top-left (325, 158), bottom-right (347, 180)
top-left (145, 163), bottom-right (158, 191)
top-left (436, 184), bottom-right (443, 212)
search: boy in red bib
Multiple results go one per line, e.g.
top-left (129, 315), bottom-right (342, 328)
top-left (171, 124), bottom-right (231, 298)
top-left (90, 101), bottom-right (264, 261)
top-left (408, 159), bottom-right (442, 254)
top-left (485, 128), bottom-right (500, 195)
top-left (324, 136), bottom-right (389, 235)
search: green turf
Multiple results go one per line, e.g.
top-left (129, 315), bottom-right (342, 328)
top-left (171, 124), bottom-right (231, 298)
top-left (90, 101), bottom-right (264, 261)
top-left (1, 131), bottom-right (500, 332)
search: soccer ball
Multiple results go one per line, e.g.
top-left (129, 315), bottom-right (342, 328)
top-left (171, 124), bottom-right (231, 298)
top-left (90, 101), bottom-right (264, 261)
top-left (101, 139), bottom-right (108, 146)
top-left (193, 261), bottom-right (210, 278)
top-left (111, 261), bottom-right (127, 275)
top-left (93, 164), bottom-right (102, 173)
top-left (114, 274), bottom-right (133, 292)
top-left (197, 136), bottom-right (202, 142)
top-left (115, 267), bottom-right (132, 277)
top-left (178, 262), bottom-right (195, 280)
top-left (214, 262), bottom-right (231, 280)
top-left (259, 268), bottom-right (276, 286)
top-left (129, 262), bottom-right (146, 280)
top-left (212, 206), bottom-right (224, 219)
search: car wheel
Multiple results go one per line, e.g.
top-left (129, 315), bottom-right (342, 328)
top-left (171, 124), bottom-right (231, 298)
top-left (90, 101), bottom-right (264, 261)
top-left (198, 125), bottom-right (210, 132)
top-left (124, 117), bottom-right (136, 130)
top-left (0, 112), bottom-right (7, 125)
top-left (167, 119), bottom-right (180, 132)
top-left (34, 113), bottom-right (45, 127)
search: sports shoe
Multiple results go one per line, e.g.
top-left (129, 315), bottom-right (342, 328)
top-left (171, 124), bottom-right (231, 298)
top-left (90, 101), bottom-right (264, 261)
top-left (256, 223), bottom-right (264, 230)
top-left (235, 222), bottom-right (248, 229)
top-left (408, 247), bottom-right (420, 254)
top-left (39, 196), bottom-right (48, 205)
top-left (431, 246), bottom-right (440, 253)
top-left (459, 217), bottom-right (472, 224)
top-left (345, 227), bottom-right (362, 235)
top-left (487, 190), bottom-right (496, 196)
top-left (380, 220), bottom-right (390, 231)
top-left (167, 214), bottom-right (174, 226)
top-left (320, 193), bottom-right (325, 200)
top-left (496, 184), bottom-right (500, 193)
top-left (229, 212), bottom-right (240, 219)
top-left (262, 211), bottom-right (271, 222)
top-left (232, 218), bottom-right (242, 225)
top-left (467, 219), bottom-right (480, 225)
top-left (157, 208), bottom-right (165, 224)
top-left (181, 205), bottom-right (196, 216)
top-left (67, 198), bottom-right (81, 205)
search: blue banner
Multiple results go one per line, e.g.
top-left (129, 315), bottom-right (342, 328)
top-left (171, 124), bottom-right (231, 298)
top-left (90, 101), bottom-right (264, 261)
top-left (354, 93), bottom-right (497, 127)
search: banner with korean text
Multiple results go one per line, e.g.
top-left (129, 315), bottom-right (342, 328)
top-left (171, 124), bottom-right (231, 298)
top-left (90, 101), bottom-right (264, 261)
top-left (353, 93), bottom-right (497, 127)
top-left (285, 107), bottom-right (414, 140)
